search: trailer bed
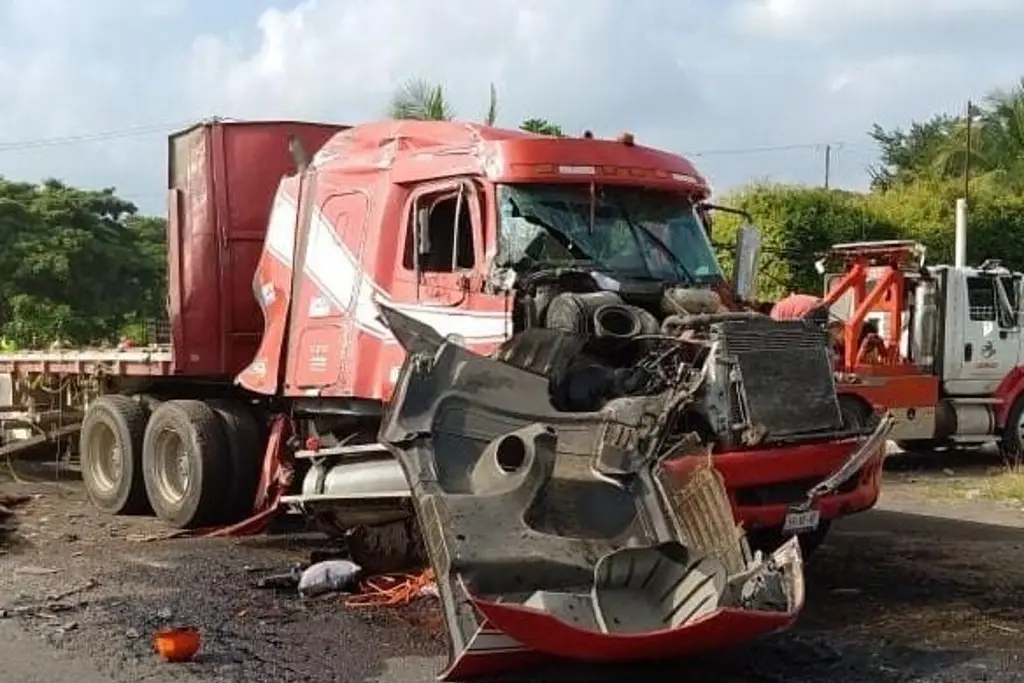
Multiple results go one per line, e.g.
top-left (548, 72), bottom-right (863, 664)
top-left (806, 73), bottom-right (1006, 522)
top-left (0, 348), bottom-right (174, 376)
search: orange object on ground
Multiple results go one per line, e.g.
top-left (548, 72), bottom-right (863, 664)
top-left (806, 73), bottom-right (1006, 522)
top-left (153, 627), bottom-right (201, 662)
top-left (345, 568), bottom-right (436, 608)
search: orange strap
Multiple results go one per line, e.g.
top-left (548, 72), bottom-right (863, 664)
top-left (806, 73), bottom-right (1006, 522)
top-left (344, 568), bottom-right (436, 608)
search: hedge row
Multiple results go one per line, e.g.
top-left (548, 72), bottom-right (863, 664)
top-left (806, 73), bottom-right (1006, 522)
top-left (712, 179), bottom-right (1024, 300)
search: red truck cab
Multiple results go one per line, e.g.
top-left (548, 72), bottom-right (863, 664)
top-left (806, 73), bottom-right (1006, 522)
top-left (237, 120), bottom-right (886, 554)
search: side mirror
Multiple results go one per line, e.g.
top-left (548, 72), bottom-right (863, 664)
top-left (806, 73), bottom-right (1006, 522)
top-left (696, 204), bottom-right (713, 236)
top-left (732, 224), bottom-right (762, 303)
top-left (416, 206), bottom-right (431, 255)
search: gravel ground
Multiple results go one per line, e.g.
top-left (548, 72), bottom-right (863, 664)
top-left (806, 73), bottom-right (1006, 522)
top-left (2, 451), bottom-right (1024, 683)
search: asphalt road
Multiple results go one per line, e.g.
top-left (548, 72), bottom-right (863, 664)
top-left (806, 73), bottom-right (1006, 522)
top-left (2, 454), bottom-right (1024, 683)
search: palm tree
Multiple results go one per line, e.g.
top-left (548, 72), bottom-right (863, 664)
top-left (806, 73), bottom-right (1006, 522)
top-left (388, 78), bottom-right (499, 125)
top-left (931, 79), bottom-right (1024, 188)
top-left (519, 118), bottom-right (565, 137)
top-left (388, 78), bottom-right (454, 121)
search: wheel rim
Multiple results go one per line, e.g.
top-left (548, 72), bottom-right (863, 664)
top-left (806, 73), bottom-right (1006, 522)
top-left (87, 422), bottom-right (123, 494)
top-left (153, 428), bottom-right (191, 504)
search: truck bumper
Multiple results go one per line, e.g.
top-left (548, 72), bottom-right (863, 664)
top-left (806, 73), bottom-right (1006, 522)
top-left (661, 438), bottom-right (885, 531)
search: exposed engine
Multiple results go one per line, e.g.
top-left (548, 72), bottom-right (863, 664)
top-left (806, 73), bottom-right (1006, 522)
top-left (290, 270), bottom-right (856, 556)
top-left (496, 270), bottom-right (849, 450)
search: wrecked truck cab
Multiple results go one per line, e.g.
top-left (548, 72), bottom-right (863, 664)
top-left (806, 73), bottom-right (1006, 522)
top-left (376, 304), bottom-right (805, 680)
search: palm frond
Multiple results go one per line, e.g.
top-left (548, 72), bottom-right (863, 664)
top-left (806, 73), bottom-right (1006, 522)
top-left (388, 78), bottom-right (455, 121)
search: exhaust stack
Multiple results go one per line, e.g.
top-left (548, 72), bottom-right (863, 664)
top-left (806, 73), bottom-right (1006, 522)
top-left (954, 197), bottom-right (968, 268)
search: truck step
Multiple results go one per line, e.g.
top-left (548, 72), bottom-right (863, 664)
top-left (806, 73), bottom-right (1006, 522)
top-left (947, 397), bottom-right (1000, 405)
top-left (949, 435), bottom-right (997, 444)
top-left (293, 442), bottom-right (391, 460)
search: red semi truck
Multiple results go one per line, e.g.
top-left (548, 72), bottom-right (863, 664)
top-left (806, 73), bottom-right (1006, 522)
top-left (0, 119), bottom-right (885, 552)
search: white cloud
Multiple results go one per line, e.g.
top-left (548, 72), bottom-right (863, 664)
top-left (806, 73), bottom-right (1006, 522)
top-left (1, 0), bottom-right (1024, 213)
top-left (185, 0), bottom-right (701, 140)
top-left (731, 0), bottom-right (1020, 41)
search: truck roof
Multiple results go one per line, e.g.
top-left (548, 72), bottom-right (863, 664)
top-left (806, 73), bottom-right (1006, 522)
top-left (311, 120), bottom-right (710, 196)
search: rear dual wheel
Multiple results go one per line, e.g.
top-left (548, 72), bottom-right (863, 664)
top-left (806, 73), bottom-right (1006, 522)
top-left (141, 399), bottom-right (264, 529)
top-left (81, 394), bottom-right (265, 529)
top-left (80, 395), bottom-right (151, 515)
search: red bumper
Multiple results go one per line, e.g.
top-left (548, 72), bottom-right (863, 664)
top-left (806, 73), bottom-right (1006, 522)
top-left (662, 439), bottom-right (884, 531)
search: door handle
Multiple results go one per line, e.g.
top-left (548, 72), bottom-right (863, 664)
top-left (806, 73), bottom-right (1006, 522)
top-left (964, 343), bottom-right (973, 362)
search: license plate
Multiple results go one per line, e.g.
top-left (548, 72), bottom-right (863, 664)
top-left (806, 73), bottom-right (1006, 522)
top-left (783, 508), bottom-right (820, 534)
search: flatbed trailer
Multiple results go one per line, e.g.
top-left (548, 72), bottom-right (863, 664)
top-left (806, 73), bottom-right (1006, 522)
top-left (0, 348), bottom-right (174, 376)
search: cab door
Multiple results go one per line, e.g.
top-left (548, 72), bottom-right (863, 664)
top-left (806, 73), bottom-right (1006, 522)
top-left (397, 179), bottom-right (507, 346)
top-left (943, 270), bottom-right (1021, 395)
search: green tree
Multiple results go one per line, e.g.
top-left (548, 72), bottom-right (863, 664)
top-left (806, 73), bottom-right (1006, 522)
top-left (0, 178), bottom-right (166, 348)
top-left (387, 78), bottom-right (499, 125)
top-left (869, 77), bottom-right (1024, 192)
top-left (520, 118), bottom-right (565, 137)
top-left (868, 115), bottom-right (959, 190)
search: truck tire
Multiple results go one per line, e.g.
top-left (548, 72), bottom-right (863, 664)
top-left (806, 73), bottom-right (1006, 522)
top-left (206, 399), bottom-right (264, 523)
top-left (1001, 394), bottom-right (1024, 459)
top-left (838, 394), bottom-right (874, 430)
top-left (348, 517), bottom-right (427, 575)
top-left (748, 521), bottom-right (831, 560)
top-left (80, 395), bottom-right (151, 516)
top-left (895, 439), bottom-right (942, 453)
top-left (142, 399), bottom-right (229, 529)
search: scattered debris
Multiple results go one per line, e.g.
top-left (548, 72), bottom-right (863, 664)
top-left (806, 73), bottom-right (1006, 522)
top-left (0, 493), bottom-right (32, 540)
top-left (253, 563), bottom-right (305, 590)
top-left (345, 569), bottom-right (436, 608)
top-left (153, 626), bottom-right (202, 662)
top-left (14, 565), bottom-right (62, 576)
top-left (298, 559), bottom-right (362, 598)
top-left (45, 578), bottom-right (98, 602)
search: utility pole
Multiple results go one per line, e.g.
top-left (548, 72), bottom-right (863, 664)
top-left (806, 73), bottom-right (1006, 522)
top-left (964, 99), bottom-right (972, 204)
top-left (824, 144), bottom-right (831, 189)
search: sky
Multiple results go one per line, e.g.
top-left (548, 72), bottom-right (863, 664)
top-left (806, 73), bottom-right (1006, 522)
top-left (0, 0), bottom-right (1021, 216)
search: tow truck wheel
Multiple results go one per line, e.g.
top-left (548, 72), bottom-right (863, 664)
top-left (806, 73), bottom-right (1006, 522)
top-left (206, 398), bottom-right (264, 524)
top-left (838, 394), bottom-right (874, 430)
top-left (80, 395), bottom-right (151, 516)
top-left (142, 399), bottom-right (230, 529)
top-left (1001, 395), bottom-right (1024, 461)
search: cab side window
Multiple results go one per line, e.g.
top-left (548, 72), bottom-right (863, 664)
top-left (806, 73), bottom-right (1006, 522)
top-left (402, 193), bottom-right (475, 272)
top-left (966, 277), bottom-right (996, 322)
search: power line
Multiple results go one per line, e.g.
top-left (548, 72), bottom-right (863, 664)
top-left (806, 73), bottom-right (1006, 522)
top-left (686, 141), bottom-right (848, 157)
top-left (0, 120), bottom-right (201, 153)
top-left (0, 119), bottom-right (875, 160)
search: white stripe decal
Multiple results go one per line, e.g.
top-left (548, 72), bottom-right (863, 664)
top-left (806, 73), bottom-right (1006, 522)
top-left (265, 188), bottom-right (298, 265)
top-left (264, 190), bottom-right (510, 341)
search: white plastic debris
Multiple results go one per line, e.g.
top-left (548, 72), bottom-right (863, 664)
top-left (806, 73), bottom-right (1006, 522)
top-left (297, 559), bottom-right (362, 598)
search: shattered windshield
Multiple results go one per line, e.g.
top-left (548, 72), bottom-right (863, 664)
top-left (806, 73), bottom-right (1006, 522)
top-left (495, 183), bottom-right (725, 283)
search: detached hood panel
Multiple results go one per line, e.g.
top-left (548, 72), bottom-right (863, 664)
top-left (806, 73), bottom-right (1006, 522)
top-left (376, 305), bottom-right (805, 681)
